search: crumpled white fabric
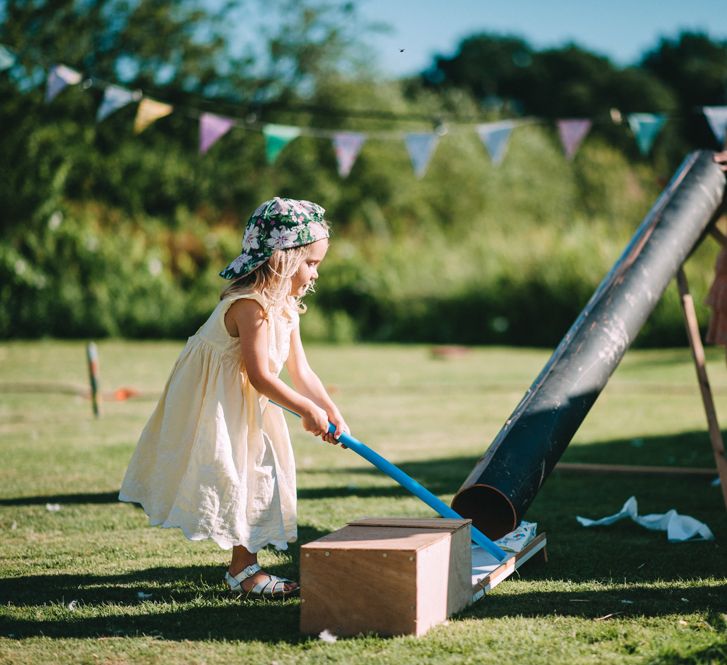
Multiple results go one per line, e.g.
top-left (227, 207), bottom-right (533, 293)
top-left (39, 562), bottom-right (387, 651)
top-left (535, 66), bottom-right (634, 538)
top-left (495, 520), bottom-right (537, 552)
top-left (577, 496), bottom-right (714, 542)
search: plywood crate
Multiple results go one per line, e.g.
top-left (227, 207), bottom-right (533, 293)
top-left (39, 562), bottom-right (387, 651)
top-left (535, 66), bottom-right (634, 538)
top-left (300, 517), bottom-right (472, 637)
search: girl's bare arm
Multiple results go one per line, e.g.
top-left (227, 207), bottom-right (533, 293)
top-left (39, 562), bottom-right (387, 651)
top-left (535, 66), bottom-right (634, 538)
top-left (286, 324), bottom-right (349, 442)
top-left (227, 299), bottom-right (329, 437)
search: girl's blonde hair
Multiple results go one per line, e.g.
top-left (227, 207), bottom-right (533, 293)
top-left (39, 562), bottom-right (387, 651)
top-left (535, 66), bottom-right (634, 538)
top-left (220, 243), bottom-right (314, 313)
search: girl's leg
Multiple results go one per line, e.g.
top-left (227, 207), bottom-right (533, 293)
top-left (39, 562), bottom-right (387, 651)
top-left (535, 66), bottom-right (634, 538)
top-left (229, 545), bottom-right (298, 592)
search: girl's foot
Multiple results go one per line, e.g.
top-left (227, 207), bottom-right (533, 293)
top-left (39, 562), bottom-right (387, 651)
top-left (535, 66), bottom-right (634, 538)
top-left (225, 563), bottom-right (299, 597)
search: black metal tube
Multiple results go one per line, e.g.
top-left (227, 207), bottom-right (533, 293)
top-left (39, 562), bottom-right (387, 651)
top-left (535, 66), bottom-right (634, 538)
top-left (452, 151), bottom-right (726, 540)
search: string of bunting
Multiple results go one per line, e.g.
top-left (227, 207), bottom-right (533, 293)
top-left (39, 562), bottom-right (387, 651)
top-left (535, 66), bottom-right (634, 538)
top-left (2, 44), bottom-right (727, 180)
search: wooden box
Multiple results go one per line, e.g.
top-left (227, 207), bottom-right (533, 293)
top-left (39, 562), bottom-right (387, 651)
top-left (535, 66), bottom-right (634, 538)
top-left (300, 518), bottom-right (472, 637)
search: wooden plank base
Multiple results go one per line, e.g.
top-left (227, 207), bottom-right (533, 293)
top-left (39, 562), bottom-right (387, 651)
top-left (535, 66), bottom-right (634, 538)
top-left (471, 533), bottom-right (548, 603)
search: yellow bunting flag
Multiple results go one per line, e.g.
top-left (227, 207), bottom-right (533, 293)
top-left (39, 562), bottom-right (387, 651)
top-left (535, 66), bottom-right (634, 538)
top-left (134, 98), bottom-right (173, 134)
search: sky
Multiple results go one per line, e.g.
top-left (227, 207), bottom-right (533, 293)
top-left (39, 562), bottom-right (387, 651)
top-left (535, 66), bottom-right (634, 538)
top-left (356, 0), bottom-right (727, 76)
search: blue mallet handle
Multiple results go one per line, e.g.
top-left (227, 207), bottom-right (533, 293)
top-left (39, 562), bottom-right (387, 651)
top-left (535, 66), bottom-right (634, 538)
top-left (274, 402), bottom-right (507, 561)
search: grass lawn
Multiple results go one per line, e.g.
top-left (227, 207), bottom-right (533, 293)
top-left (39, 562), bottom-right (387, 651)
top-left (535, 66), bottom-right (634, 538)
top-left (0, 340), bottom-right (726, 664)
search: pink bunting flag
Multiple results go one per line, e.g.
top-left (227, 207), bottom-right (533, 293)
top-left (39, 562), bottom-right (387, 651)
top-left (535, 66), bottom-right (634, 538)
top-left (134, 98), bottom-right (173, 134)
top-left (45, 64), bottom-right (82, 103)
top-left (332, 132), bottom-right (366, 177)
top-left (199, 112), bottom-right (235, 154)
top-left (557, 119), bottom-right (592, 160)
top-left (703, 106), bottom-right (727, 147)
top-left (404, 132), bottom-right (439, 178)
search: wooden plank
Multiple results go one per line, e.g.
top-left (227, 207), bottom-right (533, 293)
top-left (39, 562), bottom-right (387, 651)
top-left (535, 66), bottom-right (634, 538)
top-left (555, 462), bottom-right (716, 477)
top-left (304, 525), bottom-right (451, 551)
top-left (471, 533), bottom-right (547, 602)
top-left (349, 517), bottom-right (470, 531)
top-left (677, 268), bottom-right (727, 511)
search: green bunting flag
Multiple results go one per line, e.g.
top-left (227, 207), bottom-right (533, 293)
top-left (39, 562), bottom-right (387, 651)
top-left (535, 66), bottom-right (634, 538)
top-left (627, 113), bottom-right (667, 156)
top-left (263, 124), bottom-right (302, 164)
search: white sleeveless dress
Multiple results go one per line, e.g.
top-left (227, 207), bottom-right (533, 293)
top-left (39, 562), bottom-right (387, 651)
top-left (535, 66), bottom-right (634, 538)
top-left (119, 292), bottom-right (299, 552)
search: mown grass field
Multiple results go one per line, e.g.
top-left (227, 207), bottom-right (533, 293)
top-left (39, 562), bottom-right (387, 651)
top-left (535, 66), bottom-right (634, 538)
top-left (0, 340), bottom-right (726, 664)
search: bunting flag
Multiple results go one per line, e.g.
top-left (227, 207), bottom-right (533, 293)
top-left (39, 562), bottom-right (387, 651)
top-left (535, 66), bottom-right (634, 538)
top-left (262, 124), bottom-right (302, 164)
top-left (627, 113), bottom-right (667, 155)
top-left (96, 85), bottom-right (139, 122)
top-left (476, 121), bottom-right (515, 165)
top-left (703, 106), bottom-right (727, 147)
top-left (405, 132), bottom-right (439, 178)
top-left (45, 64), bottom-right (83, 103)
top-left (134, 97), bottom-right (173, 134)
top-left (0, 45), bottom-right (16, 72)
top-left (199, 112), bottom-right (235, 154)
top-left (557, 119), bottom-right (592, 160)
top-left (332, 131), bottom-right (366, 177)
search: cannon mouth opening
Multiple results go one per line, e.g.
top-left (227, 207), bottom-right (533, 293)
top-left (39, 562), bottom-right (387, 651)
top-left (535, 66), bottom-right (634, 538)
top-left (451, 484), bottom-right (517, 541)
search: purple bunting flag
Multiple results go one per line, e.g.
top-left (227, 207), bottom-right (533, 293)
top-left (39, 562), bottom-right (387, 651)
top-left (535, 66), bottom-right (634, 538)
top-left (476, 121), bottom-right (515, 166)
top-left (96, 85), bottom-right (139, 122)
top-left (404, 132), bottom-right (439, 178)
top-left (627, 113), bottom-right (666, 156)
top-left (332, 131), bottom-right (366, 177)
top-left (557, 119), bottom-right (592, 160)
top-left (200, 112), bottom-right (235, 154)
top-left (45, 64), bottom-right (82, 103)
top-left (703, 106), bottom-right (727, 147)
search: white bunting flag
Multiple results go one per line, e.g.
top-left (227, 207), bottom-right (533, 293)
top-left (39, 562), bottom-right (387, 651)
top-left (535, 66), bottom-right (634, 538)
top-left (96, 85), bottom-right (140, 122)
top-left (476, 121), bottom-right (515, 166)
top-left (703, 106), bottom-right (727, 147)
top-left (45, 64), bottom-right (83, 103)
top-left (405, 132), bottom-right (439, 178)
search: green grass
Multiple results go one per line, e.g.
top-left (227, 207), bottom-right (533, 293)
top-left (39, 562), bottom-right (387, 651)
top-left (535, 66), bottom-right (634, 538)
top-left (0, 340), bottom-right (726, 664)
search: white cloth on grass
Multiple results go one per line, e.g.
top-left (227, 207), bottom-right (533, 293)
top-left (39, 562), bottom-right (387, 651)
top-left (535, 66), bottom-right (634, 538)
top-left (576, 496), bottom-right (714, 542)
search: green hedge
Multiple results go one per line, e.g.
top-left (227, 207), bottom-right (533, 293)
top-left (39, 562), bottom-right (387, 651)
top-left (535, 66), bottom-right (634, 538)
top-left (1, 202), bottom-right (718, 348)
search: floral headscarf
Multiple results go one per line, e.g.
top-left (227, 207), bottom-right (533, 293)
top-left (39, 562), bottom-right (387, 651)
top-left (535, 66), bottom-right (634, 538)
top-left (220, 197), bottom-right (329, 279)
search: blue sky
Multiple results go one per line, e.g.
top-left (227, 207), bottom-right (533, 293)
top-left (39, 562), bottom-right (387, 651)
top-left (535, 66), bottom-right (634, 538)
top-left (357, 0), bottom-right (727, 76)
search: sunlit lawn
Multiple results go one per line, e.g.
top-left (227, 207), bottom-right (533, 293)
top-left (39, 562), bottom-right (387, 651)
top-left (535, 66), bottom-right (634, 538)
top-left (0, 340), bottom-right (726, 664)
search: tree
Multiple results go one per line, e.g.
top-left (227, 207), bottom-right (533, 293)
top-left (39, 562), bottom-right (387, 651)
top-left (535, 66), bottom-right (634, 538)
top-left (641, 31), bottom-right (727, 152)
top-left (422, 32), bottom-right (533, 111)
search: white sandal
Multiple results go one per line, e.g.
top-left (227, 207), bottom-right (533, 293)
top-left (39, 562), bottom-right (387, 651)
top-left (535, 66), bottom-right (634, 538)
top-left (224, 563), bottom-right (299, 599)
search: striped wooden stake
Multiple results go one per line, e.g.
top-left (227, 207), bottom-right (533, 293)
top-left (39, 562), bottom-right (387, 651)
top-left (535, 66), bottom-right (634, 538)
top-left (86, 342), bottom-right (100, 418)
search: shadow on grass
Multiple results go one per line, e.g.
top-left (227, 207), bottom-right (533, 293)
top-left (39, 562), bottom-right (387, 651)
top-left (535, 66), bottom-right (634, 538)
top-left (461, 582), bottom-right (727, 620)
top-left (0, 492), bottom-right (121, 506)
top-left (1, 430), bottom-right (718, 507)
top-left (296, 429), bottom-right (720, 499)
top-left (0, 524), bottom-right (331, 643)
top-left (1, 599), bottom-right (306, 643)
top-left (3, 579), bottom-right (726, 642)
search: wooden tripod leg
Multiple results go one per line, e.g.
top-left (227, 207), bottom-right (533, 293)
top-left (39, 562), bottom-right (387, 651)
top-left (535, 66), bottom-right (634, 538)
top-left (676, 268), bottom-right (727, 510)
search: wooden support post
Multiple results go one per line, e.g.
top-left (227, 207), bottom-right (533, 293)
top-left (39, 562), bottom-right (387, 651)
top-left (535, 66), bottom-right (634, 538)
top-left (676, 267), bottom-right (727, 510)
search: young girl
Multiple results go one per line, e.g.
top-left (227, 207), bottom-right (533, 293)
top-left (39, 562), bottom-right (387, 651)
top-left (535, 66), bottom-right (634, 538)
top-left (119, 197), bottom-right (349, 599)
